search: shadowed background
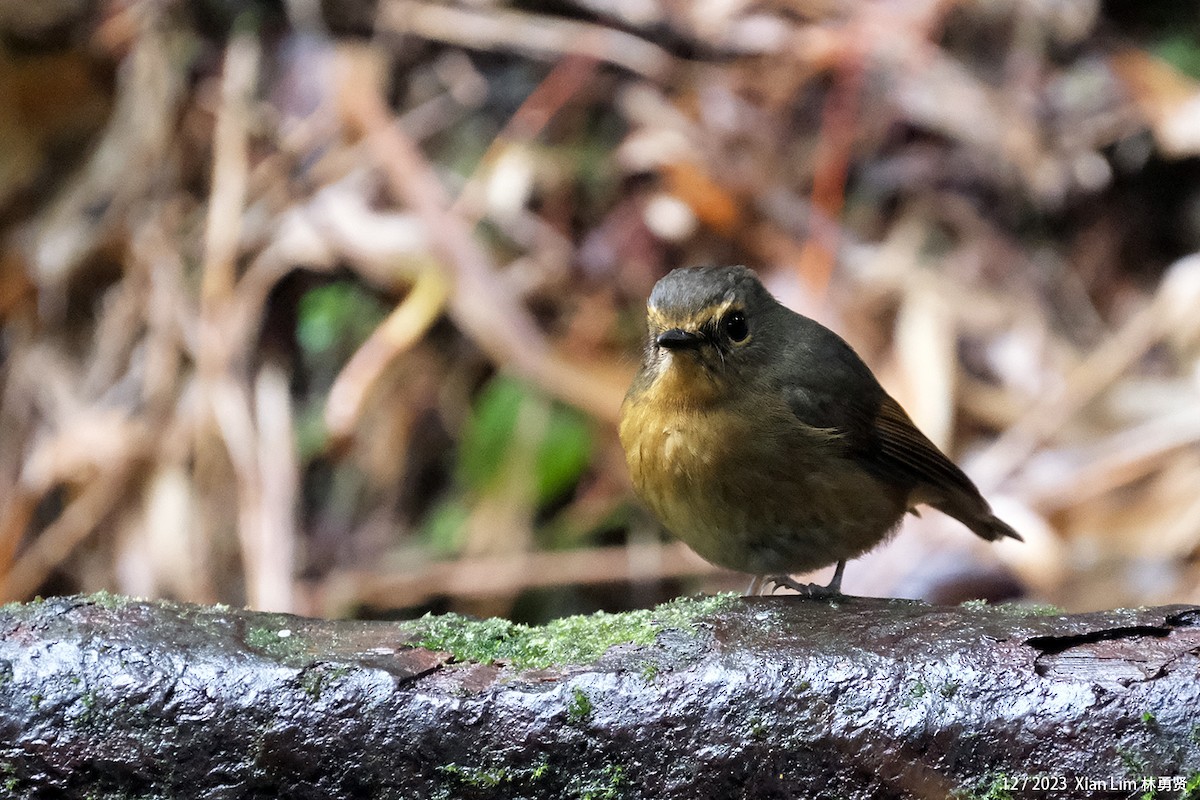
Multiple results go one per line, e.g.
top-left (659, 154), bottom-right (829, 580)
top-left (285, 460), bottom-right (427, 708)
top-left (1, 0), bottom-right (1199, 622)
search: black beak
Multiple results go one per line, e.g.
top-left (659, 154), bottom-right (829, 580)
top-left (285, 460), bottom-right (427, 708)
top-left (656, 329), bottom-right (704, 350)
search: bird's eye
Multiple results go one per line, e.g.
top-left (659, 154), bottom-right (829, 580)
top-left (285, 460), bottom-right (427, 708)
top-left (722, 311), bottom-right (749, 342)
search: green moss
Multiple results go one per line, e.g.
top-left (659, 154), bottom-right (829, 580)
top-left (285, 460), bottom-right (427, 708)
top-left (1, 596), bottom-right (47, 614)
top-left (298, 664), bottom-right (352, 700)
top-left (87, 590), bottom-right (129, 611)
top-left (403, 593), bottom-right (738, 669)
top-left (434, 756), bottom-right (626, 798)
top-left (1141, 711), bottom-right (1157, 726)
top-left (439, 763), bottom-right (510, 789)
top-left (572, 764), bottom-right (625, 800)
top-left (30, 693), bottom-right (41, 710)
top-left (246, 626), bottom-right (280, 650)
top-left (1004, 602), bottom-right (1065, 617)
top-left (244, 621), bottom-right (308, 663)
top-left (1116, 745), bottom-right (1147, 777)
top-left (567, 687), bottom-right (593, 722)
top-left (438, 756), bottom-right (553, 793)
top-left (747, 714), bottom-right (767, 740)
top-left (958, 598), bottom-right (1064, 617)
top-left (954, 774), bottom-right (1014, 800)
top-left (902, 681), bottom-right (928, 708)
top-left (941, 682), bottom-right (960, 699)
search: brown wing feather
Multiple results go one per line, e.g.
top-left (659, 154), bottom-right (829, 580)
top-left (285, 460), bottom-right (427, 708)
top-left (872, 395), bottom-right (1022, 542)
top-left (871, 395), bottom-right (981, 502)
top-left (776, 309), bottom-right (1021, 543)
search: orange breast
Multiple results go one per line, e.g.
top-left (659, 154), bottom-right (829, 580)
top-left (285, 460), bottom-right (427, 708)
top-left (618, 373), bottom-right (908, 575)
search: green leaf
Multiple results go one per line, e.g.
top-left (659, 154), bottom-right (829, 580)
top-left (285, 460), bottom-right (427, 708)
top-left (1155, 34), bottom-right (1200, 81)
top-left (423, 499), bottom-right (471, 557)
top-left (458, 376), bottom-right (526, 493)
top-left (458, 375), bottom-right (593, 504)
top-left (536, 402), bottom-right (592, 503)
top-left (296, 281), bottom-right (386, 358)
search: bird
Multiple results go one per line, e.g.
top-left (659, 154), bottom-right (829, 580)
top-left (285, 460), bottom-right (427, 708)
top-left (618, 265), bottom-right (1021, 596)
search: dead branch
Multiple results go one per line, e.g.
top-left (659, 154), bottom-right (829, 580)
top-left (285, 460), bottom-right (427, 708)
top-left (2, 594), bottom-right (1198, 799)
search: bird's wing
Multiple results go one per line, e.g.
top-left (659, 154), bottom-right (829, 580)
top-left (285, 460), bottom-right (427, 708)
top-left (783, 382), bottom-right (883, 455)
top-left (785, 383), bottom-right (978, 496)
top-left (874, 395), bottom-right (1023, 541)
top-left (785, 377), bottom-right (1021, 542)
top-left (869, 394), bottom-right (983, 502)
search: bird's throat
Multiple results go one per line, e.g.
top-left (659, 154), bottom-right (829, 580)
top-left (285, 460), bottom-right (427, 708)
top-left (647, 353), bottom-right (724, 409)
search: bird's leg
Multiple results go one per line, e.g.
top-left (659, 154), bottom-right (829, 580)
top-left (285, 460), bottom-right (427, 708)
top-left (745, 575), bottom-right (766, 596)
top-left (827, 559), bottom-right (846, 593)
top-left (767, 560), bottom-right (846, 597)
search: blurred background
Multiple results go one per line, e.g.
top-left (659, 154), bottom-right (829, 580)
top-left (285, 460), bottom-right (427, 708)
top-left (1, 0), bottom-right (1199, 623)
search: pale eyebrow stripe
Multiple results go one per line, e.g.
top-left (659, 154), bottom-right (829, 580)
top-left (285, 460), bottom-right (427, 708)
top-left (647, 301), bottom-right (742, 329)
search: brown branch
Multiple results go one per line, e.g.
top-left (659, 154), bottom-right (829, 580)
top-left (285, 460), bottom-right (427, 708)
top-left (0, 453), bottom-right (144, 601)
top-left (377, 0), bottom-right (676, 81)
top-left (336, 49), bottom-right (629, 424)
top-left (2, 594), bottom-right (1199, 799)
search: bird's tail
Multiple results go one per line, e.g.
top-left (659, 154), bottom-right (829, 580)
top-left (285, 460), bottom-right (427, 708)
top-left (933, 496), bottom-right (1024, 543)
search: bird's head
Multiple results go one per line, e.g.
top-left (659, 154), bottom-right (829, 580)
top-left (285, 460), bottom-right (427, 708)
top-left (639, 265), bottom-right (779, 403)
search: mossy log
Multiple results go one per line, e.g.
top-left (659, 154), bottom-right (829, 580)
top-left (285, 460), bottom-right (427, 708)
top-left (2, 593), bottom-right (1200, 799)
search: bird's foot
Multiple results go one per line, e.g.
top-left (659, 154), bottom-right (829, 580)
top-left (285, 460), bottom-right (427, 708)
top-left (765, 560), bottom-right (846, 597)
top-left (765, 575), bottom-right (841, 597)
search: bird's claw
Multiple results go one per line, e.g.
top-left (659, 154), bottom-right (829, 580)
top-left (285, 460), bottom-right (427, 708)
top-left (765, 575), bottom-right (842, 597)
top-left (763, 560), bottom-right (846, 597)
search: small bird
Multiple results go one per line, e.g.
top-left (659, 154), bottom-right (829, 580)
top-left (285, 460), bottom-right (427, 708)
top-left (618, 265), bottom-right (1020, 595)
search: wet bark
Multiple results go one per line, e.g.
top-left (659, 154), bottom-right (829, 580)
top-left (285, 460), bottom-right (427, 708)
top-left (2, 593), bottom-right (1199, 799)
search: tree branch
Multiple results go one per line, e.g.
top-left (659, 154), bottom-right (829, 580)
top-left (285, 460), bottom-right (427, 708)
top-left (2, 593), bottom-right (1199, 798)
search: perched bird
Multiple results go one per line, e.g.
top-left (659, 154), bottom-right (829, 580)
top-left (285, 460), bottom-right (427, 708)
top-left (618, 265), bottom-right (1020, 595)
